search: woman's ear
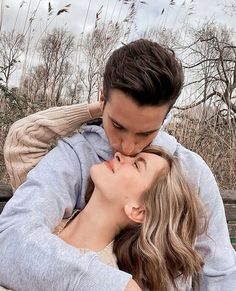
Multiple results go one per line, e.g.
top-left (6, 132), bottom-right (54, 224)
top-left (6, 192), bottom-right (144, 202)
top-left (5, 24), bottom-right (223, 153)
top-left (124, 204), bottom-right (145, 224)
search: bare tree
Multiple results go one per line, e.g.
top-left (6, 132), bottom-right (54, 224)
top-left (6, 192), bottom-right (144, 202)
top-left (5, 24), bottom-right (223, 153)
top-left (162, 21), bottom-right (236, 189)
top-left (0, 31), bottom-right (24, 87)
top-left (38, 28), bottom-right (75, 106)
top-left (141, 27), bottom-right (181, 50)
top-left (20, 65), bottom-right (48, 106)
top-left (20, 28), bottom-right (75, 107)
top-left (223, 0), bottom-right (236, 15)
top-left (80, 22), bottom-right (124, 103)
top-left (176, 21), bottom-right (236, 124)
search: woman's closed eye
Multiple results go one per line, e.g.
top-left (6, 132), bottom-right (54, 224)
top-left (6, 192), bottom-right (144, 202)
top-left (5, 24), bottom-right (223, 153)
top-left (133, 158), bottom-right (146, 171)
top-left (134, 161), bottom-right (139, 170)
top-left (136, 157), bottom-right (147, 171)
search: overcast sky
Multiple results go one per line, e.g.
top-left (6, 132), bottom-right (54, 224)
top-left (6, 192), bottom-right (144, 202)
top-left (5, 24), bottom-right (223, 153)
top-left (1, 0), bottom-right (235, 87)
top-left (1, 0), bottom-right (235, 37)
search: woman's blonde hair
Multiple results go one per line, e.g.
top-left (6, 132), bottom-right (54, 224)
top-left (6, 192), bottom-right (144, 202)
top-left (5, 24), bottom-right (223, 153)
top-left (113, 145), bottom-right (208, 291)
top-left (85, 145), bottom-right (207, 290)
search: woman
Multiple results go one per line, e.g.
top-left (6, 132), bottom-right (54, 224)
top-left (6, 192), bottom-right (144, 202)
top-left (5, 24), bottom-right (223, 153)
top-left (54, 146), bottom-right (207, 291)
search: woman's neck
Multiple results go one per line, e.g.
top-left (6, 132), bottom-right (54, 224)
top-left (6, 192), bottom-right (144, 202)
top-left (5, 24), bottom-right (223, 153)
top-left (59, 191), bottom-right (126, 252)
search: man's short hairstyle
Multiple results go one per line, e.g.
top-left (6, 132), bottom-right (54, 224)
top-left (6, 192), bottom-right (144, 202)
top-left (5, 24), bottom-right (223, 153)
top-left (103, 39), bottom-right (184, 108)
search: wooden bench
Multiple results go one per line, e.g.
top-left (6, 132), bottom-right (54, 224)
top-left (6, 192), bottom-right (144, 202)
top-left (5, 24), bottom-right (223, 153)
top-left (221, 189), bottom-right (236, 250)
top-left (0, 184), bottom-right (12, 214)
top-left (0, 184), bottom-right (235, 249)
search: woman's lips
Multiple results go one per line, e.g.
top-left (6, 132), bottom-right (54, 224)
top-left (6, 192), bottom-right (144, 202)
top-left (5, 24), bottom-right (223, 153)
top-left (105, 160), bottom-right (114, 172)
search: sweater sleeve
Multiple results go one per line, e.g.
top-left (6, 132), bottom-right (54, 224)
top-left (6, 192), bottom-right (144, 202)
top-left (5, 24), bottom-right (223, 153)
top-left (4, 102), bottom-right (100, 191)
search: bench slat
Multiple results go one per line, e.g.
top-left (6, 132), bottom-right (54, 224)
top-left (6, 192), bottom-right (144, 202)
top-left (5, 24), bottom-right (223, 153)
top-left (0, 184), bottom-right (13, 199)
top-left (228, 223), bottom-right (236, 238)
top-left (0, 202), bottom-right (7, 213)
top-left (224, 204), bottom-right (236, 221)
top-left (221, 190), bottom-right (236, 203)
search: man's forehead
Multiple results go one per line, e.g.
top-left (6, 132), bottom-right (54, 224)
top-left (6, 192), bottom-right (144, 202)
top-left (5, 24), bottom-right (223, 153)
top-left (105, 90), bottom-right (169, 131)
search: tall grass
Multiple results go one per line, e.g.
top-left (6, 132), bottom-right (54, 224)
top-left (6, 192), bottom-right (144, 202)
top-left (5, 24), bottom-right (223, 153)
top-left (166, 106), bottom-right (236, 189)
top-left (0, 1), bottom-right (235, 190)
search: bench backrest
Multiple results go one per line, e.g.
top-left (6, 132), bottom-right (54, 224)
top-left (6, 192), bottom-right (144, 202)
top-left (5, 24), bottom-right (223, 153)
top-left (221, 190), bottom-right (236, 249)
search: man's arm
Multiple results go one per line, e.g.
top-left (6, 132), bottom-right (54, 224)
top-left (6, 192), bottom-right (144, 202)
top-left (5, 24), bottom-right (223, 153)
top-left (0, 138), bottom-right (132, 291)
top-left (4, 102), bottom-right (102, 191)
top-left (196, 161), bottom-right (236, 289)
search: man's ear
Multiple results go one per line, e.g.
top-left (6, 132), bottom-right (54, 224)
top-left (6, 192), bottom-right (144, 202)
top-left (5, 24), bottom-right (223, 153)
top-left (99, 88), bottom-right (105, 111)
top-left (124, 204), bottom-right (145, 224)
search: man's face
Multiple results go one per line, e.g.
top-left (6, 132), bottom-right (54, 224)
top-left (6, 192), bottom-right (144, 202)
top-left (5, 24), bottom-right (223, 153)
top-left (101, 89), bottom-right (169, 156)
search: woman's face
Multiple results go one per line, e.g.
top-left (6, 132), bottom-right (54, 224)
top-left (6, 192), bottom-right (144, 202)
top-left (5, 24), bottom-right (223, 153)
top-left (90, 151), bottom-right (169, 204)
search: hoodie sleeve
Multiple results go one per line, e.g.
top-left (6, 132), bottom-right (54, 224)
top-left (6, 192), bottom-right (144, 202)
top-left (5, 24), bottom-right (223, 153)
top-left (0, 139), bottom-right (131, 291)
top-left (196, 161), bottom-right (236, 290)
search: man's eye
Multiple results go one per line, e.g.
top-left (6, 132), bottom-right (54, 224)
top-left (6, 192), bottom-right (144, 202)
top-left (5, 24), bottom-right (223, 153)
top-left (141, 132), bottom-right (151, 137)
top-left (140, 131), bottom-right (155, 137)
top-left (112, 122), bottom-right (122, 129)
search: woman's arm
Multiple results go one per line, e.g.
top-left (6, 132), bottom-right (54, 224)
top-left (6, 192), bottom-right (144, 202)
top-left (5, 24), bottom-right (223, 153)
top-left (4, 102), bottom-right (102, 191)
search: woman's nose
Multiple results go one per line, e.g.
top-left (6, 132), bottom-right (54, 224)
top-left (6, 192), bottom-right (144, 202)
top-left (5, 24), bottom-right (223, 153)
top-left (114, 152), bottom-right (123, 163)
top-left (114, 152), bottom-right (133, 164)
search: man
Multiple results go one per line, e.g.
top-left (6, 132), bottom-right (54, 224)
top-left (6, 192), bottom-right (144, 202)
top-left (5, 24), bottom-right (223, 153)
top-left (0, 39), bottom-right (235, 290)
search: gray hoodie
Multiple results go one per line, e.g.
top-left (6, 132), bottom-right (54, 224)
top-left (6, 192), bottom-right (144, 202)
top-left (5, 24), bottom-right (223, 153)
top-left (0, 123), bottom-right (235, 291)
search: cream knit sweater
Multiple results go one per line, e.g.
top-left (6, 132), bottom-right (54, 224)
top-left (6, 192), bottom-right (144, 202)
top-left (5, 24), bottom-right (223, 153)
top-left (4, 102), bottom-right (102, 191)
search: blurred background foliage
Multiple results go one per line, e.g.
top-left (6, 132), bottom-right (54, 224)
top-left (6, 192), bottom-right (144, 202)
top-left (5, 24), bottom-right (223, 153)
top-left (0, 0), bottom-right (235, 189)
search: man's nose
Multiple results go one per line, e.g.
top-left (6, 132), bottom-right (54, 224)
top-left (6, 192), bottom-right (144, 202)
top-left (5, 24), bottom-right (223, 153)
top-left (121, 134), bottom-right (136, 156)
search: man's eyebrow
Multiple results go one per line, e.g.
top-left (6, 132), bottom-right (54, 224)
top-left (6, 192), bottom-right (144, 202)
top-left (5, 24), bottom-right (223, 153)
top-left (109, 116), bottom-right (160, 134)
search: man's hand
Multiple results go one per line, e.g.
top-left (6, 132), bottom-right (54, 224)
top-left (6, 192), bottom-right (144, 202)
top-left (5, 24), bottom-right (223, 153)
top-left (88, 101), bottom-right (103, 119)
top-left (125, 279), bottom-right (142, 291)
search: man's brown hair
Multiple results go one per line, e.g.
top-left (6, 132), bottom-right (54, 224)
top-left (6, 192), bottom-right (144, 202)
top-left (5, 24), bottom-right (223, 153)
top-left (103, 39), bottom-right (184, 108)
